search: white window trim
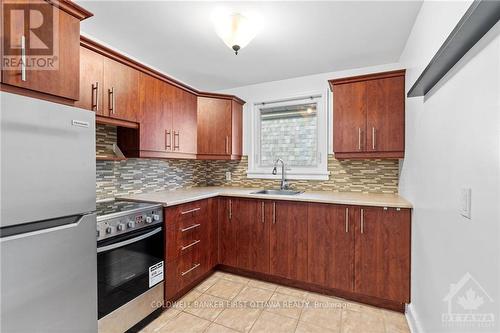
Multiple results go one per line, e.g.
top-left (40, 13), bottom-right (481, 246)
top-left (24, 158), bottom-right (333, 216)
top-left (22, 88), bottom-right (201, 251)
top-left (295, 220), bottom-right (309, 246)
top-left (247, 91), bottom-right (330, 181)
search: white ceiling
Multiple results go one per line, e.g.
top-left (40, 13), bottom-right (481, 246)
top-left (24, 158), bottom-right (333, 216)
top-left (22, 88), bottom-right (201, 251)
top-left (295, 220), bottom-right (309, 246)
top-left (78, 1), bottom-right (422, 91)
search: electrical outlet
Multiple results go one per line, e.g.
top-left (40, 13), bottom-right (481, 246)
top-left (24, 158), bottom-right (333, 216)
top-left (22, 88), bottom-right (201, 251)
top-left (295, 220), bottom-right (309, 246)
top-left (225, 171), bottom-right (232, 181)
top-left (460, 188), bottom-right (472, 219)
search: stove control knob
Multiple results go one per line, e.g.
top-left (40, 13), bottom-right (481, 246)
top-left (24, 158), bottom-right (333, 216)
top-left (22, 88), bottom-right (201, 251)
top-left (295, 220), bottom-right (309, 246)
top-left (145, 216), bottom-right (153, 224)
top-left (127, 221), bottom-right (135, 228)
top-left (105, 226), bottom-right (113, 234)
top-left (96, 229), bottom-right (101, 237)
top-left (153, 214), bottom-right (160, 221)
top-left (117, 223), bottom-right (125, 231)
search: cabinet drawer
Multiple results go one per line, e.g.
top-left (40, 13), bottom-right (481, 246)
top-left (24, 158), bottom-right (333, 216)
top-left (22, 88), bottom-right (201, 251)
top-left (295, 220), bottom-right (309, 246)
top-left (166, 224), bottom-right (203, 262)
top-left (165, 200), bottom-right (208, 227)
top-left (165, 247), bottom-right (202, 299)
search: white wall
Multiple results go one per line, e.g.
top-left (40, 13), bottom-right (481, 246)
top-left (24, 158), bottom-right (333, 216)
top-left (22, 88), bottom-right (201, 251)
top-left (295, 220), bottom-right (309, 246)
top-left (217, 63), bottom-right (402, 156)
top-left (399, 1), bottom-right (500, 332)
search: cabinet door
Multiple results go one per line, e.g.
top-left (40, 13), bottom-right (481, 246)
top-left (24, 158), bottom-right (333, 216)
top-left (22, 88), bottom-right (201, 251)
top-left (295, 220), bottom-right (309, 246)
top-left (1, 2), bottom-right (80, 100)
top-left (354, 207), bottom-right (411, 302)
top-left (138, 74), bottom-right (172, 152)
top-left (103, 57), bottom-right (139, 122)
top-left (172, 88), bottom-right (197, 154)
top-left (197, 97), bottom-right (232, 155)
top-left (231, 101), bottom-right (243, 157)
top-left (366, 76), bottom-right (405, 153)
top-left (234, 199), bottom-right (269, 273)
top-left (270, 201), bottom-right (308, 281)
top-left (75, 47), bottom-right (104, 114)
top-left (201, 198), bottom-right (219, 272)
top-left (307, 204), bottom-right (354, 292)
top-left (218, 198), bottom-right (237, 266)
top-left (333, 81), bottom-right (367, 153)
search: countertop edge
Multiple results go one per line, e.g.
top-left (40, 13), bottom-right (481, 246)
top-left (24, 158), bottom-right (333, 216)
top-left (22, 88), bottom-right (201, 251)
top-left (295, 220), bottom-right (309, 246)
top-left (117, 188), bottom-right (412, 209)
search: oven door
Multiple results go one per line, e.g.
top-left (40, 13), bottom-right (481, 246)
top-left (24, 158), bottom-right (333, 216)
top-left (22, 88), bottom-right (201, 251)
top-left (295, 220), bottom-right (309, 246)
top-left (97, 225), bottom-right (164, 319)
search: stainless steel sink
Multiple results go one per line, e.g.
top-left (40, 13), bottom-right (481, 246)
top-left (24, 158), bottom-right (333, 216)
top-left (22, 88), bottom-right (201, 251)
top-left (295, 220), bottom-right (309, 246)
top-left (252, 189), bottom-right (303, 196)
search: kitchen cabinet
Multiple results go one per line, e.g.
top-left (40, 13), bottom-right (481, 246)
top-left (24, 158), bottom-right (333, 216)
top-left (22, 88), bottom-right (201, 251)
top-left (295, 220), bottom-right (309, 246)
top-left (1, 0), bottom-right (91, 100)
top-left (329, 70), bottom-right (405, 159)
top-left (118, 72), bottom-right (198, 159)
top-left (354, 206), bottom-right (411, 303)
top-left (103, 57), bottom-right (139, 122)
top-left (75, 46), bottom-right (104, 114)
top-left (164, 199), bottom-right (217, 300)
top-left (218, 197), bottom-right (237, 267)
top-left (197, 96), bottom-right (244, 160)
top-left (269, 201), bottom-right (308, 281)
top-left (234, 199), bottom-right (269, 273)
top-left (307, 203), bottom-right (355, 292)
top-left (216, 197), bottom-right (411, 307)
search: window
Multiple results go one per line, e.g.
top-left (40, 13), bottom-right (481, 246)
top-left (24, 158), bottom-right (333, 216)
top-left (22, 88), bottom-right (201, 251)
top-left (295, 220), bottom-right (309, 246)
top-left (248, 94), bottom-right (329, 180)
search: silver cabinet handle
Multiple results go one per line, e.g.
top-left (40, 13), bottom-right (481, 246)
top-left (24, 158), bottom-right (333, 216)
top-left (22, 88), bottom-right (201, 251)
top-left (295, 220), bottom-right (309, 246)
top-left (228, 199), bottom-right (232, 220)
top-left (261, 202), bottom-right (265, 223)
top-left (173, 131), bottom-right (180, 150)
top-left (108, 88), bottom-right (115, 114)
top-left (91, 82), bottom-right (99, 111)
top-left (225, 136), bottom-right (229, 154)
top-left (181, 263), bottom-right (200, 276)
top-left (180, 223), bottom-right (200, 232)
top-left (272, 202), bottom-right (276, 224)
top-left (372, 127), bottom-right (376, 150)
top-left (181, 207), bottom-right (201, 215)
top-left (181, 239), bottom-right (200, 251)
top-left (21, 35), bottom-right (26, 81)
top-left (345, 208), bottom-right (349, 233)
top-left (360, 208), bottom-right (364, 234)
top-left (358, 128), bottom-right (361, 150)
top-left (165, 130), bottom-right (171, 150)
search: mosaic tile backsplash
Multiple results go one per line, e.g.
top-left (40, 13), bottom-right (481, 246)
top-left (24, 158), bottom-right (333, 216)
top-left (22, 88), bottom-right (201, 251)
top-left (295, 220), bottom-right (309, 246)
top-left (96, 125), bottom-right (400, 200)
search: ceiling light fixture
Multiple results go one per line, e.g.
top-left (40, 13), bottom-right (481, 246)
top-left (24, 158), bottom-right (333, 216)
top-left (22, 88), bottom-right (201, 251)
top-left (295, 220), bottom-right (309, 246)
top-left (212, 8), bottom-right (259, 55)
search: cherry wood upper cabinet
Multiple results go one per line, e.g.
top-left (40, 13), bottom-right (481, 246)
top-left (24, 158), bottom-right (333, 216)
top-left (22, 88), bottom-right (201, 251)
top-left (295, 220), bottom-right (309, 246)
top-left (1, 0), bottom-right (92, 100)
top-left (103, 57), bottom-right (139, 122)
top-left (197, 96), bottom-right (244, 160)
top-left (172, 88), bottom-right (197, 155)
top-left (138, 73), bottom-right (172, 152)
top-left (354, 207), bottom-right (411, 303)
top-left (270, 201), bottom-right (308, 281)
top-left (329, 70), bottom-right (405, 159)
top-left (75, 46), bottom-right (104, 114)
top-left (366, 76), bottom-right (405, 153)
top-left (307, 203), bottom-right (355, 292)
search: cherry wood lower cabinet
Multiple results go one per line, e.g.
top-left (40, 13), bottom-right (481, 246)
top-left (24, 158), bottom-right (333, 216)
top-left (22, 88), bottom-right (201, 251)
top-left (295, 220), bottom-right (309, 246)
top-left (164, 199), bottom-right (218, 300)
top-left (354, 207), bottom-right (411, 303)
top-left (270, 201), bottom-right (308, 281)
top-left (307, 203), bottom-right (355, 292)
top-left (216, 198), bottom-right (411, 307)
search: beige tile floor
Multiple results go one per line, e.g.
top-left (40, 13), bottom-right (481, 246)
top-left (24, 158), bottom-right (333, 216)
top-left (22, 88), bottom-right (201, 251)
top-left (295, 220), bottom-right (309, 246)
top-left (140, 272), bottom-right (410, 333)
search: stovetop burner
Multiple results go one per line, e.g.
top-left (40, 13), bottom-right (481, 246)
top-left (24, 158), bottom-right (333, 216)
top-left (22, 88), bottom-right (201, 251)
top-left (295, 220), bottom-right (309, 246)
top-left (95, 200), bottom-right (157, 217)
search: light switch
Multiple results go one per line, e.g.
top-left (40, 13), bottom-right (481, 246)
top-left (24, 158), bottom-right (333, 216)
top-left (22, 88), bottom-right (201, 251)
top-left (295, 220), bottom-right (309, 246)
top-left (460, 188), bottom-right (472, 219)
top-left (225, 171), bottom-right (232, 181)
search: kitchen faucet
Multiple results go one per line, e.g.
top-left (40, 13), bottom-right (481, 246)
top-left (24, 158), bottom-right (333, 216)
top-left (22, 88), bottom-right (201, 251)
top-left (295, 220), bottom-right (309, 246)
top-left (272, 158), bottom-right (289, 190)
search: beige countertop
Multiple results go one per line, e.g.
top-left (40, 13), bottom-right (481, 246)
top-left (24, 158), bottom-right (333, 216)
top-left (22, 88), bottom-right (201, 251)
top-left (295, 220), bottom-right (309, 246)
top-left (118, 186), bottom-right (412, 209)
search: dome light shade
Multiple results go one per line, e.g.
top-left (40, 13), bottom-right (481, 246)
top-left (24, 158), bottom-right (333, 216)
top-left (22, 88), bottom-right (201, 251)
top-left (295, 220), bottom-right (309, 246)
top-left (212, 9), bottom-right (258, 55)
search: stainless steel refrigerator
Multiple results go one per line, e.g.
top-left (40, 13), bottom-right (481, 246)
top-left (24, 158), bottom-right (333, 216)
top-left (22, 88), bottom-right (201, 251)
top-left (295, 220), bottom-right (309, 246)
top-left (0, 92), bottom-right (97, 332)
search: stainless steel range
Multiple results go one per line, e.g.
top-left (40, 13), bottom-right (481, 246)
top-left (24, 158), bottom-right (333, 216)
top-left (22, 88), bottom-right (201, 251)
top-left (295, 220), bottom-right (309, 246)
top-left (96, 199), bottom-right (164, 333)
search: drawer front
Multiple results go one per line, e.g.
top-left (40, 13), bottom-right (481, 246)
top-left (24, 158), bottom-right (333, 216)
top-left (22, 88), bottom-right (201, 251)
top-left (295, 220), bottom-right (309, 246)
top-left (165, 247), bottom-right (202, 299)
top-left (166, 224), bottom-right (203, 262)
top-left (165, 200), bottom-right (208, 227)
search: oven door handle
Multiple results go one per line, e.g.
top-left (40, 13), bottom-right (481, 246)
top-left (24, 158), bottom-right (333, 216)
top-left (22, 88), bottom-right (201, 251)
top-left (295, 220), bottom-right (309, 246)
top-left (97, 227), bottom-right (162, 253)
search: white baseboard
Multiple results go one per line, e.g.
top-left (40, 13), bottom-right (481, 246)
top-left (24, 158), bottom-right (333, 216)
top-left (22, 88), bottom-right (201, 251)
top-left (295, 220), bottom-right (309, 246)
top-left (406, 303), bottom-right (425, 333)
